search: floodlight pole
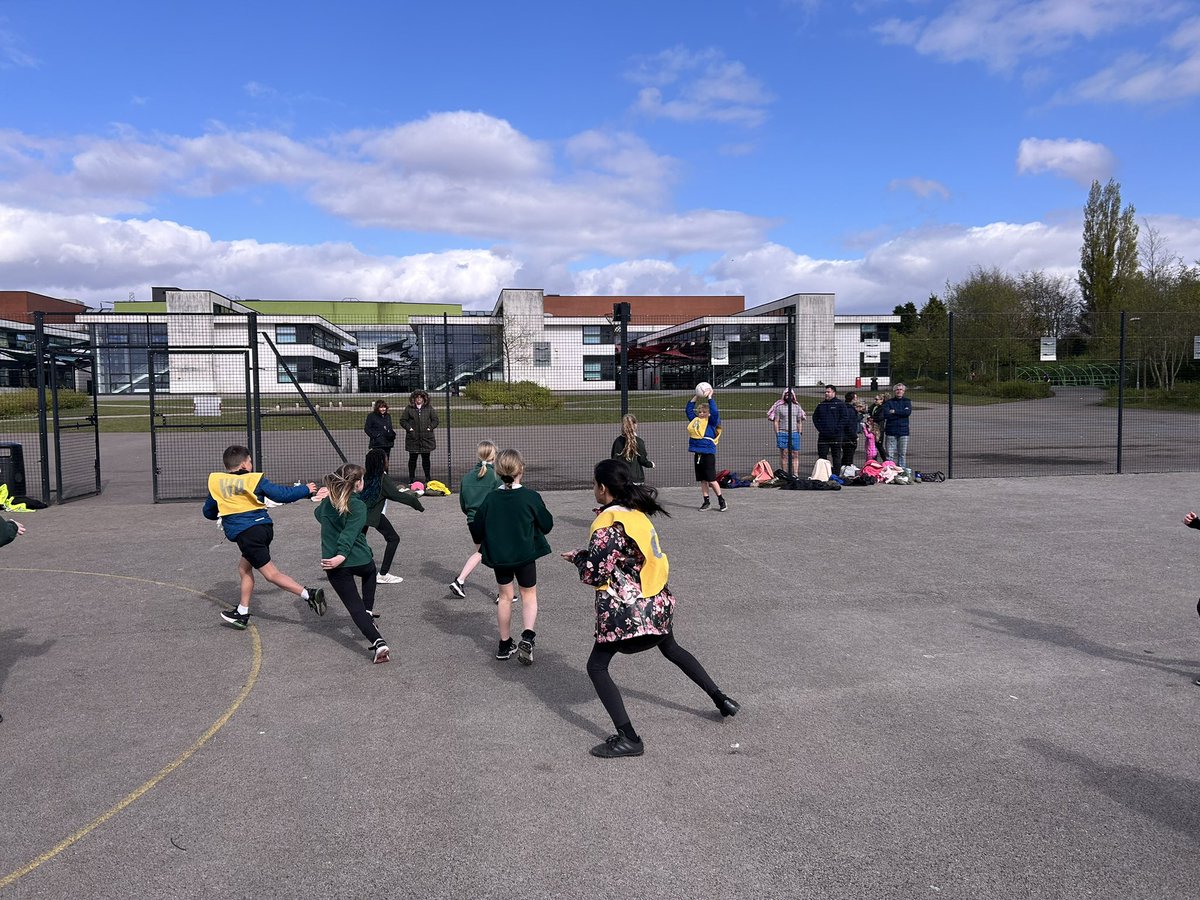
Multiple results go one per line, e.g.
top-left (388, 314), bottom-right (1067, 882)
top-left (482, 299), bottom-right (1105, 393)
top-left (1116, 311), bottom-right (1126, 474)
top-left (615, 302), bottom-right (630, 417)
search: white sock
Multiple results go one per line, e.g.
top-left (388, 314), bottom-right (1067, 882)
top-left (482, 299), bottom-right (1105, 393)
top-left (300, 589), bottom-right (310, 600)
top-left (237, 605), bottom-right (249, 615)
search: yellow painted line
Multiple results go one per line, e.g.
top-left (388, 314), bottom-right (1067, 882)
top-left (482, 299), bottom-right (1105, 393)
top-left (0, 569), bottom-right (262, 891)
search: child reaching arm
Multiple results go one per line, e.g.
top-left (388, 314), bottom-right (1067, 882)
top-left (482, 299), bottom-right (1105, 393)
top-left (203, 444), bottom-right (329, 630)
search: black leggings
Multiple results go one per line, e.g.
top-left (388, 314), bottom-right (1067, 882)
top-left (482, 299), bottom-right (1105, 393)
top-left (586, 632), bottom-right (722, 730)
top-left (364, 516), bottom-right (399, 576)
top-left (326, 560), bottom-right (382, 643)
top-left (408, 452), bottom-right (431, 483)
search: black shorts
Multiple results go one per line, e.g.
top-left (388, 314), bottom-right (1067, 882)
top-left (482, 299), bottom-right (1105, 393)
top-left (495, 560), bottom-right (537, 589)
top-left (235, 523), bottom-right (274, 569)
top-left (694, 452), bottom-right (717, 483)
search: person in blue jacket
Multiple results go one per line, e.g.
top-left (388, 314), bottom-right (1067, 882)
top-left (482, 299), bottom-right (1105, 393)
top-left (882, 383), bottom-right (913, 468)
top-left (203, 444), bottom-right (329, 630)
top-left (686, 382), bottom-right (726, 511)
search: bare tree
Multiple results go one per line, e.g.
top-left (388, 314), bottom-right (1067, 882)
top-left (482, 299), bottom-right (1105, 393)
top-left (1019, 270), bottom-right (1080, 338)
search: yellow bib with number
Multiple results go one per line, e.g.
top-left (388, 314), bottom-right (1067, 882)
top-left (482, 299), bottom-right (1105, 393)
top-left (588, 507), bottom-right (669, 597)
top-left (207, 472), bottom-right (266, 517)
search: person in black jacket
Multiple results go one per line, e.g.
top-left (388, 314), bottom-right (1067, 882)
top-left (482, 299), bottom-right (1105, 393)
top-left (812, 385), bottom-right (848, 472)
top-left (363, 399), bottom-right (396, 457)
top-left (842, 392), bottom-right (863, 469)
top-left (399, 389), bottom-right (439, 484)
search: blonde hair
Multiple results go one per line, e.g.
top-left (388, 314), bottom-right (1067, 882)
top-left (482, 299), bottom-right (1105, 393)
top-left (495, 448), bottom-right (524, 485)
top-left (475, 440), bottom-right (497, 478)
top-left (620, 414), bottom-right (638, 461)
top-left (325, 463), bottom-right (364, 516)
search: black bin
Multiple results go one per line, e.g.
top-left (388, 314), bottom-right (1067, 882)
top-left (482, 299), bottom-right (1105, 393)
top-left (0, 442), bottom-right (27, 498)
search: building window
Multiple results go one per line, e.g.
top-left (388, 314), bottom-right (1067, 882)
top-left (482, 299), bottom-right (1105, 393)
top-left (582, 325), bottom-right (613, 345)
top-left (276, 325), bottom-right (297, 344)
top-left (583, 355), bottom-right (615, 381)
top-left (533, 342), bottom-right (551, 367)
top-left (860, 324), bottom-right (890, 342)
top-left (277, 358), bottom-right (300, 383)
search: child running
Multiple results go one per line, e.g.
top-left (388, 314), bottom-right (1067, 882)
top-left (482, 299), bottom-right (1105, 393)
top-left (449, 440), bottom-right (502, 600)
top-left (315, 463), bottom-right (391, 664)
top-left (472, 448), bottom-right (553, 664)
top-left (610, 413), bottom-right (654, 485)
top-left (562, 458), bottom-right (740, 758)
top-left (360, 448), bottom-right (424, 585)
top-left (203, 444), bottom-right (327, 629)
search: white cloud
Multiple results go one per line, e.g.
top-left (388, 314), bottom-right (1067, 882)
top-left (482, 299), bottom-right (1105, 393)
top-left (874, 0), bottom-right (1183, 73)
top-left (1016, 137), bottom-right (1116, 184)
top-left (1063, 16), bottom-right (1200, 103)
top-left (0, 22), bottom-right (37, 69)
top-left (0, 115), bottom-right (772, 258)
top-left (628, 47), bottom-right (773, 126)
top-left (0, 204), bottom-right (521, 307)
top-left (888, 176), bottom-right (951, 199)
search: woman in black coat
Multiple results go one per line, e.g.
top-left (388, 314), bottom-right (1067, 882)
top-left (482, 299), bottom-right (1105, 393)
top-left (398, 390), bottom-right (439, 484)
top-left (363, 399), bottom-right (396, 457)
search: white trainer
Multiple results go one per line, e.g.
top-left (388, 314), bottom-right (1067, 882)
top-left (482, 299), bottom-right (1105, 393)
top-left (376, 573), bottom-right (404, 585)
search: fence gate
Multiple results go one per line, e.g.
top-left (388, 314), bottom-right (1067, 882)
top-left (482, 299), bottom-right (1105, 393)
top-left (148, 348), bottom-right (254, 501)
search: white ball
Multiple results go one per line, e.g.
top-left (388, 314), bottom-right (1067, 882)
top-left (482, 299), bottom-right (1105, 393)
top-left (695, 381), bottom-right (713, 397)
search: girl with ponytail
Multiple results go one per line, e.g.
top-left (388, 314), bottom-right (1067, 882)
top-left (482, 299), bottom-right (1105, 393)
top-left (314, 463), bottom-right (391, 663)
top-left (561, 458), bottom-right (740, 759)
top-left (609, 414), bottom-right (654, 485)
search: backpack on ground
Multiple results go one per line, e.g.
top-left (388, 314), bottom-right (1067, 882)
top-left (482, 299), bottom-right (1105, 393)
top-left (750, 459), bottom-right (775, 484)
top-left (810, 458), bottom-right (832, 482)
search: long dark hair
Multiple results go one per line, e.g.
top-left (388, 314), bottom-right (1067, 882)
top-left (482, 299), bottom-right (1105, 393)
top-left (361, 448), bottom-right (388, 505)
top-left (594, 459), bottom-right (670, 517)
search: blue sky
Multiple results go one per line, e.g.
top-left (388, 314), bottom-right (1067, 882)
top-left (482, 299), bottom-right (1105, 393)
top-left (1, 0), bottom-right (1198, 312)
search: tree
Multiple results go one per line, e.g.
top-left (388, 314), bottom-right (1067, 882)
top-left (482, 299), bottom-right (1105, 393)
top-left (943, 267), bottom-right (1031, 380)
top-left (1127, 222), bottom-right (1200, 391)
top-left (1079, 178), bottom-right (1138, 346)
top-left (891, 294), bottom-right (949, 380)
top-left (1019, 270), bottom-right (1080, 339)
top-left (891, 302), bottom-right (919, 335)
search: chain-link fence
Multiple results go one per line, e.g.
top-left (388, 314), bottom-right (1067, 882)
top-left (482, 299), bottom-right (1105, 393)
top-left (4, 306), bottom-right (1200, 502)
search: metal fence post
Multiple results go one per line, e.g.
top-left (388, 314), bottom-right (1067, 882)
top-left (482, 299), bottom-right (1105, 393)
top-left (33, 311), bottom-right (51, 503)
top-left (614, 302), bottom-right (630, 417)
top-left (947, 311), bottom-right (954, 480)
top-left (443, 313), bottom-right (452, 484)
top-left (1116, 311), bottom-right (1126, 474)
top-left (248, 312), bottom-right (263, 464)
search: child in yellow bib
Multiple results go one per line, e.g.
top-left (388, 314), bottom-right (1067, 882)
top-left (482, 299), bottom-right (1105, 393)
top-left (561, 459), bottom-right (740, 759)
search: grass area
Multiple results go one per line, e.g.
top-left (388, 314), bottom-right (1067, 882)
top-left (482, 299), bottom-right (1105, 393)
top-left (0, 387), bottom-right (1048, 434)
top-left (1098, 383), bottom-right (1200, 411)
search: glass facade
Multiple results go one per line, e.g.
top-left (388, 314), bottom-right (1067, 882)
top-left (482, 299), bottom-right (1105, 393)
top-left (416, 323), bottom-right (503, 390)
top-left (634, 321), bottom-right (789, 390)
top-left (96, 323), bottom-right (169, 393)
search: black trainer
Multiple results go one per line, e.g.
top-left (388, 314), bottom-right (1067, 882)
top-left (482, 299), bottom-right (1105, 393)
top-left (371, 638), bottom-right (390, 664)
top-left (717, 495), bottom-right (728, 512)
top-left (517, 634), bottom-right (535, 666)
top-left (699, 497), bottom-right (711, 511)
top-left (304, 587), bottom-right (327, 616)
top-left (220, 609), bottom-right (249, 630)
top-left (590, 734), bottom-right (645, 758)
top-left (496, 638), bottom-right (517, 660)
top-left (449, 579), bottom-right (466, 598)
top-left (717, 696), bottom-right (741, 717)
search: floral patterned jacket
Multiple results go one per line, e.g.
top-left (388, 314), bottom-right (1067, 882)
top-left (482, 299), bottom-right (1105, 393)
top-left (569, 521), bottom-right (674, 642)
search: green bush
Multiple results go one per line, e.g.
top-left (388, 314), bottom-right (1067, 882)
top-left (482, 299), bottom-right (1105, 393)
top-left (970, 379), bottom-right (1053, 399)
top-left (462, 380), bottom-right (563, 410)
top-left (1103, 381), bottom-right (1200, 409)
top-left (0, 388), bottom-right (91, 418)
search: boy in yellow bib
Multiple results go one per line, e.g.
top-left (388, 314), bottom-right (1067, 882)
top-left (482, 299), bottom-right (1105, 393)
top-left (203, 445), bottom-right (329, 629)
top-left (562, 459), bottom-right (740, 758)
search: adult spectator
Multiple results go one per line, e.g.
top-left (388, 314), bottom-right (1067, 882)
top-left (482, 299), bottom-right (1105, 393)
top-left (882, 383), bottom-right (912, 468)
top-left (812, 385), bottom-right (848, 473)
top-left (399, 390), bottom-right (439, 485)
top-left (766, 389), bottom-right (805, 478)
top-left (842, 393), bottom-right (864, 470)
top-left (363, 399), bottom-right (396, 458)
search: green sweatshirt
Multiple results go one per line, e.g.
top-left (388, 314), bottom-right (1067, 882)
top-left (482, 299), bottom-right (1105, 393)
top-left (364, 474), bottom-right (424, 528)
top-left (0, 518), bottom-right (19, 548)
top-left (458, 461), bottom-right (501, 522)
top-left (473, 485), bottom-right (554, 568)
top-left (313, 496), bottom-right (374, 568)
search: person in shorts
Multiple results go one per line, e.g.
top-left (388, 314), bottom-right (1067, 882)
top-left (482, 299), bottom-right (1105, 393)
top-left (686, 382), bottom-right (726, 511)
top-left (203, 444), bottom-right (328, 630)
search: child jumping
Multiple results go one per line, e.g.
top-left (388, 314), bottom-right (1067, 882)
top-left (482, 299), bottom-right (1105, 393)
top-left (360, 448), bottom-right (424, 585)
top-left (472, 448), bottom-right (554, 665)
top-left (562, 459), bottom-right (739, 758)
top-left (449, 440), bottom-right (501, 600)
top-left (315, 463), bottom-right (391, 664)
top-left (203, 444), bottom-right (327, 629)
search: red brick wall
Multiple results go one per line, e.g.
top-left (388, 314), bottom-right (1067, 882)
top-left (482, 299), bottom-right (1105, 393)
top-left (0, 291), bottom-right (88, 323)
top-left (543, 295), bottom-right (744, 324)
